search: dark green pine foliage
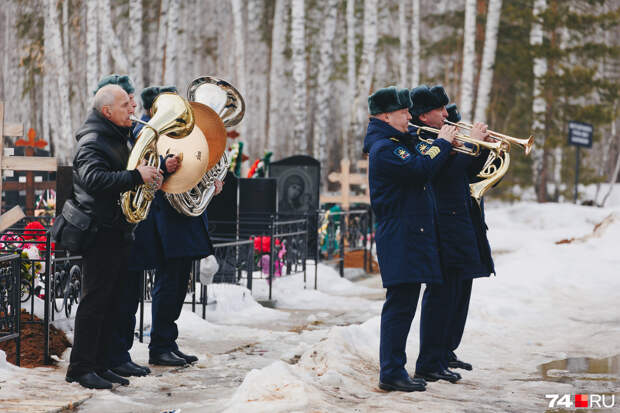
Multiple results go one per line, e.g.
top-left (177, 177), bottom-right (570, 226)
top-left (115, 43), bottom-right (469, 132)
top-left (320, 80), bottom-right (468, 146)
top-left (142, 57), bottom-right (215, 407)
top-left (535, 0), bottom-right (620, 201)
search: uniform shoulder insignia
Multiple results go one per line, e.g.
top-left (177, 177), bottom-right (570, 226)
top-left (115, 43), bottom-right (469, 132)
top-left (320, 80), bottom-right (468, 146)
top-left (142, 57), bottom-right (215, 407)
top-left (389, 137), bottom-right (400, 142)
top-left (415, 142), bottom-right (441, 159)
top-left (393, 146), bottom-right (411, 161)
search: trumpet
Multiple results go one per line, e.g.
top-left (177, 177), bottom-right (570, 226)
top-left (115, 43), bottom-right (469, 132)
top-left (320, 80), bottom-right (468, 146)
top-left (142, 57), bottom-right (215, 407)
top-left (408, 122), bottom-right (507, 156)
top-left (443, 120), bottom-right (534, 156)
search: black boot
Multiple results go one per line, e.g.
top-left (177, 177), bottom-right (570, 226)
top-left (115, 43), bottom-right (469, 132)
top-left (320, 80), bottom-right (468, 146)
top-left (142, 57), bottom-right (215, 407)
top-left (66, 372), bottom-right (113, 390)
top-left (128, 360), bottom-right (151, 374)
top-left (149, 351), bottom-right (187, 366)
top-left (379, 376), bottom-right (426, 392)
top-left (98, 369), bottom-right (130, 386)
top-left (448, 358), bottom-right (473, 371)
top-left (111, 361), bottom-right (149, 377)
top-left (414, 368), bottom-right (461, 383)
top-left (173, 349), bottom-right (198, 364)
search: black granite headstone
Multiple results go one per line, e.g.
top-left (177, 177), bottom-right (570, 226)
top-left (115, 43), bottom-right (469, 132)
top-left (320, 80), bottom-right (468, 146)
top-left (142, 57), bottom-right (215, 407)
top-left (206, 171), bottom-right (238, 237)
top-left (270, 155), bottom-right (321, 255)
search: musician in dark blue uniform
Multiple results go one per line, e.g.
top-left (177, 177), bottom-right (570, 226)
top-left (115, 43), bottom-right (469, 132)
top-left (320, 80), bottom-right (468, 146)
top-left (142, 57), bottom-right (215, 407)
top-left (444, 103), bottom-right (495, 372)
top-left (129, 86), bottom-right (218, 367)
top-left (408, 86), bottom-right (494, 384)
top-left (363, 86), bottom-right (458, 392)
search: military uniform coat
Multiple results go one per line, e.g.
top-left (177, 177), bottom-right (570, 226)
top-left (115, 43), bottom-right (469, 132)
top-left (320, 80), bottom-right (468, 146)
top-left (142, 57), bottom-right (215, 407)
top-left (413, 128), bottom-right (495, 279)
top-left (363, 118), bottom-right (452, 287)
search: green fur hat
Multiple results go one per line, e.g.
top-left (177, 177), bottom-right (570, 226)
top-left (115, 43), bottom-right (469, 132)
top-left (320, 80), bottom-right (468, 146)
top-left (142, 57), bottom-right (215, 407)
top-left (140, 85), bottom-right (179, 110)
top-left (446, 103), bottom-right (461, 123)
top-left (368, 86), bottom-right (412, 115)
top-left (93, 74), bottom-right (135, 95)
top-left (409, 85), bottom-right (450, 117)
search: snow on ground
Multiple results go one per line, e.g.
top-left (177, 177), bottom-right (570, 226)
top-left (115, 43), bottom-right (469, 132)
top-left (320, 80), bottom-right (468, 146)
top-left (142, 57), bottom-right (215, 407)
top-left (224, 202), bottom-right (620, 413)
top-left (2, 201), bottom-right (620, 412)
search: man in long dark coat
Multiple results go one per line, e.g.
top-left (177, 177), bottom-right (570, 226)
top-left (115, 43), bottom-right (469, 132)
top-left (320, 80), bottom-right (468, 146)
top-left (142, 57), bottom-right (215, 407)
top-left (363, 86), bottom-right (457, 392)
top-left (409, 86), bottom-right (495, 384)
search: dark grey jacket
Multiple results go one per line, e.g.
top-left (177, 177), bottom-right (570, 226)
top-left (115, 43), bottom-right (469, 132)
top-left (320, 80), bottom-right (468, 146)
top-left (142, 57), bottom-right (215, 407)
top-left (72, 109), bottom-right (143, 233)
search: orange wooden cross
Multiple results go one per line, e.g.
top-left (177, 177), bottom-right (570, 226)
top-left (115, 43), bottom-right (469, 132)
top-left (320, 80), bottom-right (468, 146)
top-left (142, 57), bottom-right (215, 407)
top-left (1, 102), bottom-right (57, 216)
top-left (319, 158), bottom-right (370, 210)
top-left (15, 128), bottom-right (48, 149)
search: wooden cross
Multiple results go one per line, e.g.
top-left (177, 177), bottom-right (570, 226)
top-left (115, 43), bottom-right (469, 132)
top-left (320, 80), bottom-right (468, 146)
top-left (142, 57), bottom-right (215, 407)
top-left (1, 102), bottom-right (57, 216)
top-left (320, 158), bottom-right (370, 210)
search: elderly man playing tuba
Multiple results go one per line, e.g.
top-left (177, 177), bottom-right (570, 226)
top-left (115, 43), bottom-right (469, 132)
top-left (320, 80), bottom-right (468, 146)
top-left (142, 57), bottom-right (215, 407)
top-left (64, 84), bottom-right (162, 390)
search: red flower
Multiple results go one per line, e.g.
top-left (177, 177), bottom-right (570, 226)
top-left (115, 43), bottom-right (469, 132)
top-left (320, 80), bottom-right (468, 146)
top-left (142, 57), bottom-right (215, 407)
top-left (24, 221), bottom-right (46, 240)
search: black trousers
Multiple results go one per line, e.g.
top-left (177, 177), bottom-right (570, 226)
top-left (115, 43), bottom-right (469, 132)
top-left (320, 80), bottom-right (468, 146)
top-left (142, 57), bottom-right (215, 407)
top-left (67, 229), bottom-right (131, 378)
top-left (379, 283), bottom-right (421, 381)
top-left (149, 257), bottom-right (192, 356)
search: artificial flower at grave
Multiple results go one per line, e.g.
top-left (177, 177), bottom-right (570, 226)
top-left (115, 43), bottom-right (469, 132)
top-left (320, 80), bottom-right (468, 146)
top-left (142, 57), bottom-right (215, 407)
top-left (34, 189), bottom-right (56, 218)
top-left (247, 151), bottom-right (273, 178)
top-left (228, 141), bottom-right (248, 177)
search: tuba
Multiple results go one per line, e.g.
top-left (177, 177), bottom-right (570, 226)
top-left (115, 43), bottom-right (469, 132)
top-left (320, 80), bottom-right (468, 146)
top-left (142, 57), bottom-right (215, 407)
top-left (163, 76), bottom-right (245, 216)
top-left (121, 93), bottom-right (194, 223)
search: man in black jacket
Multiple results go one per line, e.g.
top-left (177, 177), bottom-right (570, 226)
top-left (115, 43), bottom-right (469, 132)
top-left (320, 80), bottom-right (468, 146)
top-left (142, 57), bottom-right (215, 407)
top-left (65, 84), bottom-right (162, 389)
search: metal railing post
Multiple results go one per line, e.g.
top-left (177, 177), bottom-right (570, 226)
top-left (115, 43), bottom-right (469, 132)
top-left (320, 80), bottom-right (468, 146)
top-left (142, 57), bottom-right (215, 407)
top-left (339, 213), bottom-right (345, 277)
top-left (44, 235), bottom-right (51, 364)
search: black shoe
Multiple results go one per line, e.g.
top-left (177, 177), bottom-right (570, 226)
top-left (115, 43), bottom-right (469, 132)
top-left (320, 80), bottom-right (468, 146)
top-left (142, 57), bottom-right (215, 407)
top-left (98, 369), bottom-right (130, 386)
top-left (409, 376), bottom-right (427, 386)
top-left (111, 361), bottom-right (149, 377)
top-left (449, 369), bottom-right (462, 380)
top-left (173, 349), bottom-right (198, 364)
top-left (149, 351), bottom-right (187, 366)
top-left (414, 368), bottom-right (461, 383)
top-left (379, 376), bottom-right (426, 392)
top-left (66, 372), bottom-right (113, 390)
top-left (448, 358), bottom-right (473, 371)
top-left (128, 360), bottom-right (151, 374)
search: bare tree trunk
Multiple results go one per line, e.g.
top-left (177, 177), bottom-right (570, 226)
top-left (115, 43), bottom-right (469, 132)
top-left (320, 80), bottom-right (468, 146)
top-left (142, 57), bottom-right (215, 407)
top-left (246, 0), bottom-right (266, 158)
top-left (129, 0), bottom-right (144, 92)
top-left (46, 0), bottom-right (73, 162)
top-left (530, 0), bottom-right (548, 202)
top-left (398, 0), bottom-right (407, 85)
top-left (86, 0), bottom-right (99, 92)
top-left (313, 0), bottom-right (339, 175)
top-left (164, 0), bottom-right (179, 85)
top-left (100, 0), bottom-right (129, 73)
top-left (231, 0), bottom-right (247, 145)
top-left (291, 0), bottom-right (307, 153)
top-left (460, 0), bottom-right (476, 122)
top-left (353, 0), bottom-right (377, 158)
top-left (266, 0), bottom-right (288, 151)
top-left (410, 0), bottom-right (420, 87)
top-left (154, 0), bottom-right (169, 84)
top-left (473, 0), bottom-right (502, 123)
top-left (342, 0), bottom-right (356, 161)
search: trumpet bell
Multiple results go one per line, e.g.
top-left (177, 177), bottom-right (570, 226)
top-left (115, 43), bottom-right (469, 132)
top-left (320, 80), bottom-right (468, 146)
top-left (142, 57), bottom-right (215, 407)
top-left (157, 102), bottom-right (226, 194)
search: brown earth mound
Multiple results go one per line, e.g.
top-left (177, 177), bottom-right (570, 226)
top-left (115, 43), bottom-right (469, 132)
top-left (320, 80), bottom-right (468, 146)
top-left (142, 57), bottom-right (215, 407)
top-left (0, 310), bottom-right (71, 367)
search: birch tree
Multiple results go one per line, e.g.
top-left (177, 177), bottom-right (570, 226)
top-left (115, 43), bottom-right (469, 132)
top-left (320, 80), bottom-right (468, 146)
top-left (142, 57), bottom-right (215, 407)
top-left (342, 0), bottom-right (356, 160)
top-left (231, 0), bottom-right (247, 147)
top-left (99, 0), bottom-right (129, 73)
top-left (266, 0), bottom-right (288, 151)
top-left (154, 0), bottom-right (169, 84)
top-left (46, 0), bottom-right (73, 161)
top-left (473, 0), bottom-right (502, 124)
top-left (399, 1), bottom-right (408, 85)
top-left (291, 0), bottom-right (307, 153)
top-left (354, 0), bottom-right (378, 156)
top-left (313, 0), bottom-right (339, 174)
top-left (85, 0), bottom-right (99, 92)
top-left (247, 0), bottom-right (267, 156)
top-left (459, 0), bottom-right (476, 122)
top-left (410, 0), bottom-right (420, 87)
top-left (129, 0), bottom-right (143, 92)
top-left (164, 0), bottom-right (179, 85)
top-left (530, 0), bottom-right (547, 201)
